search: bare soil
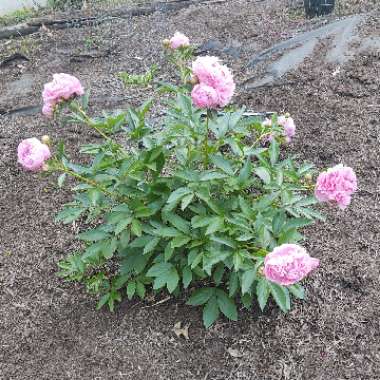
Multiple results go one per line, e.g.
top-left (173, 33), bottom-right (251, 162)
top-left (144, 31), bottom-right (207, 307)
top-left (1, 1), bottom-right (379, 379)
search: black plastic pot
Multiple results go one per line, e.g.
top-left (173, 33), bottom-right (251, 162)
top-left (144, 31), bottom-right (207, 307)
top-left (304, 0), bottom-right (336, 18)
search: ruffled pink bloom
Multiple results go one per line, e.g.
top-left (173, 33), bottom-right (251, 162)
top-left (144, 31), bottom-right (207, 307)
top-left (18, 138), bottom-right (51, 171)
top-left (191, 83), bottom-right (219, 109)
top-left (42, 73), bottom-right (84, 117)
top-left (278, 115), bottom-right (296, 143)
top-left (169, 32), bottom-right (190, 49)
top-left (315, 165), bottom-right (357, 209)
top-left (264, 244), bottom-right (319, 286)
top-left (191, 56), bottom-right (235, 108)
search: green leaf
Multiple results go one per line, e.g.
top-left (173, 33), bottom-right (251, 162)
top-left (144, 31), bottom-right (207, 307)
top-left (55, 207), bottom-right (85, 224)
top-left (155, 227), bottom-right (182, 238)
top-left (181, 193), bottom-right (194, 211)
top-left (210, 235), bottom-right (236, 249)
top-left (171, 235), bottom-right (191, 248)
top-left (143, 237), bottom-right (160, 254)
top-left (96, 293), bottom-right (110, 310)
top-left (187, 287), bottom-right (215, 306)
top-left (167, 268), bottom-right (179, 293)
top-left (131, 219), bottom-right (142, 237)
top-left (164, 243), bottom-right (175, 261)
top-left (203, 296), bottom-right (220, 328)
top-left (103, 237), bottom-right (117, 259)
top-left (130, 235), bottom-right (153, 248)
top-left (228, 271), bottom-right (239, 297)
top-left (216, 289), bottom-right (238, 321)
top-left (165, 212), bottom-right (190, 234)
top-left (183, 267), bottom-right (192, 288)
top-left (254, 167), bottom-right (271, 185)
top-left (78, 229), bottom-right (109, 242)
top-left (190, 252), bottom-right (203, 269)
top-left (284, 217), bottom-right (313, 231)
top-left (58, 173), bottom-right (66, 188)
top-left (115, 217), bottom-right (133, 235)
top-left (241, 269), bottom-right (256, 295)
top-left (213, 263), bottom-right (225, 285)
top-left (272, 211), bottom-right (286, 236)
top-left (269, 282), bottom-right (290, 313)
top-left (237, 159), bottom-right (252, 184)
top-left (191, 215), bottom-right (212, 228)
top-left (289, 284), bottom-right (305, 299)
top-left (269, 139), bottom-right (279, 165)
top-left (146, 262), bottom-right (173, 277)
top-left (167, 187), bottom-right (192, 204)
top-left (127, 281), bottom-right (136, 299)
top-left (210, 154), bottom-right (234, 175)
top-left (200, 171), bottom-right (228, 181)
top-left (243, 147), bottom-right (267, 157)
top-left (205, 217), bottom-right (224, 235)
top-left (241, 293), bottom-right (252, 309)
top-left (119, 229), bottom-right (130, 249)
top-left (256, 278), bottom-right (270, 311)
top-left (136, 281), bottom-right (146, 299)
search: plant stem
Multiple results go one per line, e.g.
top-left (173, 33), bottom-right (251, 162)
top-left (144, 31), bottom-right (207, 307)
top-left (203, 109), bottom-right (211, 168)
top-left (77, 106), bottom-right (111, 141)
top-left (59, 165), bottom-right (115, 198)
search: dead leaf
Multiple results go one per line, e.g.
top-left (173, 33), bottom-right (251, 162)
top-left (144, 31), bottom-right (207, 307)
top-left (173, 322), bottom-right (189, 340)
top-left (227, 347), bottom-right (243, 358)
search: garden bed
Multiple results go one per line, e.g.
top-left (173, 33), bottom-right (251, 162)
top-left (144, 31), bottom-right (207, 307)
top-left (1, 0), bottom-right (379, 378)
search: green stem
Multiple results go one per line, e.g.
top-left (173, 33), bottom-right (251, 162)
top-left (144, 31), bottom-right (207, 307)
top-left (77, 106), bottom-right (111, 141)
top-left (59, 165), bottom-right (115, 198)
top-left (203, 109), bottom-right (211, 168)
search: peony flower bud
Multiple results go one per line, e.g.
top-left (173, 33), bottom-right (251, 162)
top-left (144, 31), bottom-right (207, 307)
top-left (304, 173), bottom-right (313, 183)
top-left (169, 32), bottom-right (190, 49)
top-left (162, 38), bottom-right (170, 48)
top-left (41, 135), bottom-right (51, 145)
top-left (189, 75), bottom-right (199, 85)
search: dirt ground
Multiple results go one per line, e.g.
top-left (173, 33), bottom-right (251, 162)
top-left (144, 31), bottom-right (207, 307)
top-left (1, 0), bottom-right (380, 379)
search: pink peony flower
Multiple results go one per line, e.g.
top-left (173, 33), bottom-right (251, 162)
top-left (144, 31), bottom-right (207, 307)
top-left (264, 244), bottom-right (319, 286)
top-left (191, 83), bottom-right (219, 109)
top-left (42, 73), bottom-right (84, 117)
top-left (169, 32), bottom-right (190, 49)
top-left (315, 164), bottom-right (357, 209)
top-left (278, 115), bottom-right (296, 143)
top-left (18, 138), bottom-right (51, 171)
top-left (191, 56), bottom-right (235, 108)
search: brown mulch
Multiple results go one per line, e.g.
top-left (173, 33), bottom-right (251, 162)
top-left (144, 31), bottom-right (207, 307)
top-left (1, 1), bottom-right (379, 379)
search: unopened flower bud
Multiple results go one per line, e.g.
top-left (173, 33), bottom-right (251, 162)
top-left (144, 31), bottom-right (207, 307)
top-left (258, 266), bottom-right (264, 277)
top-left (41, 135), bottom-right (51, 146)
top-left (42, 163), bottom-right (50, 172)
top-left (162, 39), bottom-right (170, 48)
top-left (285, 112), bottom-right (290, 118)
top-left (304, 173), bottom-right (313, 183)
top-left (189, 75), bottom-right (199, 85)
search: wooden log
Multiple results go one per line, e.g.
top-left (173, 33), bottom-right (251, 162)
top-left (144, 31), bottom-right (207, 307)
top-left (0, 0), bottom-right (213, 40)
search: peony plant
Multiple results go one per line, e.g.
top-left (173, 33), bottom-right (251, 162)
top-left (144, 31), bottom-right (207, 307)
top-left (18, 34), bottom-right (357, 327)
